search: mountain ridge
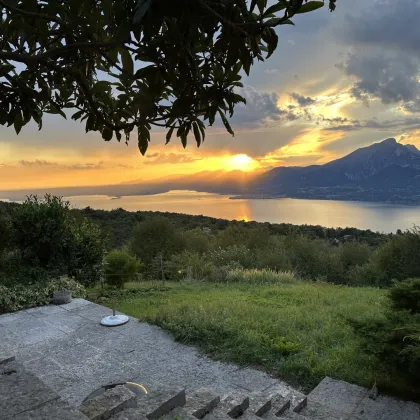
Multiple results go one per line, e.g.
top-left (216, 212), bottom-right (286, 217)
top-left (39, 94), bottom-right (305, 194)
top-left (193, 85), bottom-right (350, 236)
top-left (1, 138), bottom-right (420, 204)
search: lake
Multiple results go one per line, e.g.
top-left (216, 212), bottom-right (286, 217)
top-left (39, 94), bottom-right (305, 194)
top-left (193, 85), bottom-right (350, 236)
top-left (66, 190), bottom-right (420, 233)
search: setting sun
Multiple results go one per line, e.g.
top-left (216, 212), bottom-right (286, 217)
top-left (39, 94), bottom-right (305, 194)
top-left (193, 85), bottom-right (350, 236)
top-left (223, 154), bottom-right (259, 171)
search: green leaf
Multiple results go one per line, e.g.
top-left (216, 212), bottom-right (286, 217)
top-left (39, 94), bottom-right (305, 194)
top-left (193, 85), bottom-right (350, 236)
top-left (197, 120), bottom-right (206, 143)
top-left (93, 81), bottom-right (111, 94)
top-left (166, 126), bottom-right (175, 145)
top-left (218, 110), bottom-right (234, 137)
top-left (295, 1), bottom-right (324, 14)
top-left (133, 0), bottom-right (152, 24)
top-left (257, 0), bottom-right (267, 14)
top-left (14, 111), bottom-right (23, 135)
top-left (264, 1), bottom-right (288, 16)
top-left (193, 122), bottom-right (201, 147)
top-left (120, 49), bottom-right (134, 75)
top-left (280, 18), bottom-right (295, 25)
top-left (102, 127), bottom-right (113, 141)
top-left (0, 64), bottom-right (13, 77)
top-left (250, 0), bottom-right (258, 12)
top-left (71, 110), bottom-right (84, 121)
top-left (138, 125), bottom-right (150, 155)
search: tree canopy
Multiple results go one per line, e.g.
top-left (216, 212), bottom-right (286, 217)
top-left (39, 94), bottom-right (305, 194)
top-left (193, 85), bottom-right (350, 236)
top-left (0, 0), bottom-right (337, 154)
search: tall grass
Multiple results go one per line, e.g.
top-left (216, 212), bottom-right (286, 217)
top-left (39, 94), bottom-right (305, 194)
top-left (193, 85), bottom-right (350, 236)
top-left (225, 268), bottom-right (297, 284)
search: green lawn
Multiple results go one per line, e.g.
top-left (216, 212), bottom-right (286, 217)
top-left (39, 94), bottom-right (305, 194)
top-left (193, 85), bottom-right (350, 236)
top-left (90, 281), bottom-right (406, 395)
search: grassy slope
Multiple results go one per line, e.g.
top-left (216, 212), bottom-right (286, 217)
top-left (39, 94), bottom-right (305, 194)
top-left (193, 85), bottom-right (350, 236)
top-left (94, 281), bottom-right (406, 395)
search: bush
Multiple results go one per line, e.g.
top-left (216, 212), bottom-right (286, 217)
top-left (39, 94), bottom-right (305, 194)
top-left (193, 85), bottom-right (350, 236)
top-left (130, 216), bottom-right (185, 266)
top-left (351, 279), bottom-right (420, 389)
top-left (347, 262), bottom-right (382, 287)
top-left (339, 242), bottom-right (371, 270)
top-left (4, 195), bottom-right (105, 286)
top-left (207, 261), bottom-right (243, 282)
top-left (0, 276), bottom-right (86, 314)
top-left (254, 237), bottom-right (291, 272)
top-left (225, 268), bottom-right (297, 285)
top-left (104, 250), bottom-right (142, 288)
top-left (373, 230), bottom-right (420, 286)
top-left (182, 229), bottom-right (213, 254)
top-left (390, 278), bottom-right (420, 314)
top-left (209, 245), bottom-right (255, 269)
top-left (167, 251), bottom-right (214, 281)
top-left (68, 219), bottom-right (105, 285)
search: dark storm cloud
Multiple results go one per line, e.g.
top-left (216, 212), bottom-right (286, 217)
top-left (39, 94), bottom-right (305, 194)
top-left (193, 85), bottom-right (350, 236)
top-left (231, 85), bottom-right (288, 128)
top-left (289, 93), bottom-right (316, 107)
top-left (341, 0), bottom-right (420, 53)
top-left (338, 0), bottom-right (420, 112)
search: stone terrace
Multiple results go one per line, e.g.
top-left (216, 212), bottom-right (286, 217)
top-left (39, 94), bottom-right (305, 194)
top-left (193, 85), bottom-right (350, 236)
top-left (1, 299), bottom-right (419, 419)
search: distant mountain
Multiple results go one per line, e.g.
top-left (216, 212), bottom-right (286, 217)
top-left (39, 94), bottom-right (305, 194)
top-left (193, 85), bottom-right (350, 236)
top-left (2, 138), bottom-right (420, 205)
top-left (249, 138), bottom-right (420, 203)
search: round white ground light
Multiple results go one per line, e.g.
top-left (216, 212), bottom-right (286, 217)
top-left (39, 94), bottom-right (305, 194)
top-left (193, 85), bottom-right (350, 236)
top-left (100, 315), bottom-right (129, 327)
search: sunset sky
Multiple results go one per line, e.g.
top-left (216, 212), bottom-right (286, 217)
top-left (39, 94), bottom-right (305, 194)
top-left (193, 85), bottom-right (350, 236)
top-left (1, 0), bottom-right (420, 191)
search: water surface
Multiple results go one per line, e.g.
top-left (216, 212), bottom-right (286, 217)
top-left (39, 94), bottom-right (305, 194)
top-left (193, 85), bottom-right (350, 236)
top-left (66, 190), bottom-right (420, 233)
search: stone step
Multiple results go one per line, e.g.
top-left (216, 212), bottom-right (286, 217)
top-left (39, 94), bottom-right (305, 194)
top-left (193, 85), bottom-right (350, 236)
top-left (79, 385), bottom-right (138, 420)
top-left (291, 397), bottom-right (307, 414)
top-left (306, 377), bottom-right (366, 418)
top-left (0, 357), bottom-right (89, 420)
top-left (204, 394), bottom-right (249, 420)
top-left (165, 406), bottom-right (199, 420)
top-left (299, 401), bottom-right (346, 420)
top-left (183, 388), bottom-right (221, 419)
top-left (247, 393), bottom-right (274, 417)
top-left (277, 411), bottom-right (309, 420)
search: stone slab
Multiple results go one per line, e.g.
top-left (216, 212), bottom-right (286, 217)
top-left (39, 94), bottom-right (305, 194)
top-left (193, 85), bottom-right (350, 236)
top-left (184, 388), bottom-right (221, 418)
top-left (164, 406), bottom-right (198, 420)
top-left (270, 394), bottom-right (291, 416)
top-left (79, 385), bottom-right (137, 420)
top-left (222, 368), bottom-right (277, 393)
top-left (307, 377), bottom-right (367, 416)
top-left (352, 394), bottom-right (420, 420)
top-left (135, 388), bottom-right (186, 419)
top-left (26, 304), bottom-right (67, 316)
top-left (0, 354), bottom-right (15, 365)
top-left (205, 394), bottom-right (249, 419)
top-left (0, 361), bottom-right (60, 419)
top-left (112, 408), bottom-right (148, 420)
top-left (300, 401), bottom-right (347, 420)
top-left (13, 399), bottom-right (89, 420)
top-left (60, 298), bottom-right (93, 311)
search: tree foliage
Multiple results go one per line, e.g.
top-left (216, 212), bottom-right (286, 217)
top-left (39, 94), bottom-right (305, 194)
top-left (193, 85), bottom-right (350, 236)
top-left (2, 195), bottom-right (105, 285)
top-left (0, 0), bottom-right (337, 154)
top-left (104, 249), bottom-right (142, 288)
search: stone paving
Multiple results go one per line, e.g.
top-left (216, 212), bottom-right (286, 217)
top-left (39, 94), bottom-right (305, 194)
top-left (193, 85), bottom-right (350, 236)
top-left (0, 299), bottom-right (302, 407)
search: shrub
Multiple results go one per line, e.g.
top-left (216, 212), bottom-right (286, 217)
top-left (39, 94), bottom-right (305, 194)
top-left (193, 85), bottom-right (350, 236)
top-left (209, 245), bottom-right (255, 269)
top-left (346, 262), bottom-right (382, 287)
top-left (287, 237), bottom-right (345, 282)
top-left (0, 276), bottom-right (86, 314)
top-left (225, 268), bottom-right (297, 285)
top-left (373, 230), bottom-right (420, 286)
top-left (182, 229), bottom-right (213, 254)
top-left (104, 250), bottom-right (142, 288)
top-left (207, 261), bottom-right (243, 282)
top-left (167, 251), bottom-right (214, 281)
top-left (351, 279), bottom-right (420, 389)
top-left (254, 237), bottom-right (291, 272)
top-left (339, 242), bottom-right (371, 270)
top-left (68, 219), bottom-right (105, 285)
top-left (6, 195), bottom-right (105, 286)
top-left (130, 216), bottom-right (185, 266)
top-left (390, 278), bottom-right (420, 314)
